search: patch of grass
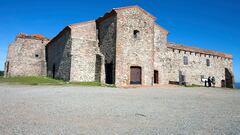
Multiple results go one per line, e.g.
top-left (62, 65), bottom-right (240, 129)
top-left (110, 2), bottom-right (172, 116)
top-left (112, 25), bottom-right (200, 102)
top-left (185, 84), bottom-right (203, 87)
top-left (0, 76), bottom-right (110, 87)
top-left (0, 76), bottom-right (65, 85)
top-left (69, 81), bottom-right (102, 86)
top-left (0, 76), bottom-right (116, 87)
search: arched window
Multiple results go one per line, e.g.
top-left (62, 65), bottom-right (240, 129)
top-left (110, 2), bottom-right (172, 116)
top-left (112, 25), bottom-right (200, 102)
top-left (183, 56), bottom-right (188, 65)
top-left (133, 30), bottom-right (140, 38)
top-left (206, 59), bottom-right (210, 66)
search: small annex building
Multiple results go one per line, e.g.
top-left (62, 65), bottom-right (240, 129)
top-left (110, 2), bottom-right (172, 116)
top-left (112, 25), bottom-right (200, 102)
top-left (4, 34), bottom-right (49, 77)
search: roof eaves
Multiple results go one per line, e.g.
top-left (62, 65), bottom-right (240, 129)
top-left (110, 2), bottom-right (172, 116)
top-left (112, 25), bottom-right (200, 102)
top-left (155, 23), bottom-right (169, 35)
top-left (68, 20), bottom-right (96, 28)
top-left (167, 43), bottom-right (232, 59)
top-left (46, 26), bottom-right (71, 47)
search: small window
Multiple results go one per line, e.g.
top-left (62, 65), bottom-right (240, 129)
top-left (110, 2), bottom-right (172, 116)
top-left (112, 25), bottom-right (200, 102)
top-left (35, 54), bottom-right (39, 58)
top-left (183, 56), bottom-right (188, 65)
top-left (206, 59), bottom-right (210, 66)
top-left (133, 30), bottom-right (140, 38)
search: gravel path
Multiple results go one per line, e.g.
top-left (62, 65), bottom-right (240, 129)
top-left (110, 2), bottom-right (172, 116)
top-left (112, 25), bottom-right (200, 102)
top-left (0, 84), bottom-right (240, 135)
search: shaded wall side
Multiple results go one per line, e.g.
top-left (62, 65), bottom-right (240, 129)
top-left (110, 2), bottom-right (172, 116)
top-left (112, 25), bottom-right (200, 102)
top-left (46, 29), bottom-right (72, 81)
top-left (98, 15), bottom-right (117, 84)
top-left (4, 44), bottom-right (14, 77)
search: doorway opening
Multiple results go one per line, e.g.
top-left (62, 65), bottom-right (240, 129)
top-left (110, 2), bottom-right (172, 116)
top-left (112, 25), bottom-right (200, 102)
top-left (105, 62), bottom-right (113, 84)
top-left (130, 66), bottom-right (142, 85)
top-left (225, 68), bottom-right (233, 88)
top-left (154, 70), bottom-right (159, 84)
top-left (52, 64), bottom-right (56, 79)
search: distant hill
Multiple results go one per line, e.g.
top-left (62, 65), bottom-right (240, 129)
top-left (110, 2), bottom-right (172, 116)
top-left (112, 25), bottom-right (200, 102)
top-left (0, 71), bottom-right (4, 76)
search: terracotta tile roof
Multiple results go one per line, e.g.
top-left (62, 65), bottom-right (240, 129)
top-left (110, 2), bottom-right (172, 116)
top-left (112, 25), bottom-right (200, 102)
top-left (17, 33), bottom-right (49, 40)
top-left (167, 43), bottom-right (232, 59)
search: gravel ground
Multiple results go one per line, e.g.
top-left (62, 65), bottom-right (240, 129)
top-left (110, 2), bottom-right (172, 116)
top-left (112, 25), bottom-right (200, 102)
top-left (0, 84), bottom-right (240, 135)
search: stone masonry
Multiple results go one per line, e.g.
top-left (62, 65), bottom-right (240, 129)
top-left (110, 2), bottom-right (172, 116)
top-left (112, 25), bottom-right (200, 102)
top-left (4, 34), bottom-right (49, 77)
top-left (5, 6), bottom-right (235, 88)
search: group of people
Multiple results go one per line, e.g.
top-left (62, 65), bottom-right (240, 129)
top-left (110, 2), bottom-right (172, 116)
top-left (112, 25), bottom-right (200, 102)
top-left (205, 76), bottom-right (216, 87)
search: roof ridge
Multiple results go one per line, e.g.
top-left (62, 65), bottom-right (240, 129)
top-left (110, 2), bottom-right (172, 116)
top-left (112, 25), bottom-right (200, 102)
top-left (113, 5), bottom-right (156, 20)
top-left (167, 43), bottom-right (232, 59)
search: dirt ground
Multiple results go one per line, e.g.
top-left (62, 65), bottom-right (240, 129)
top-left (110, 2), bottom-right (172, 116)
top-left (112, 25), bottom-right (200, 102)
top-left (0, 84), bottom-right (239, 135)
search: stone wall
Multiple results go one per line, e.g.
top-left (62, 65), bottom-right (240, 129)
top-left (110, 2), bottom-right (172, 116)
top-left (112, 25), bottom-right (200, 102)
top-left (46, 28), bottom-right (72, 81)
top-left (4, 35), bottom-right (48, 77)
top-left (97, 15), bottom-right (117, 84)
top-left (6, 6), bottom-right (233, 88)
top-left (70, 21), bottom-right (105, 83)
top-left (153, 24), bottom-right (169, 84)
top-left (115, 7), bottom-right (155, 87)
top-left (161, 43), bottom-right (233, 87)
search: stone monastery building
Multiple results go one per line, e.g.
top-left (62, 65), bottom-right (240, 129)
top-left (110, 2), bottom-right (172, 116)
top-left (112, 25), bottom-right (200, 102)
top-left (5, 6), bottom-right (234, 88)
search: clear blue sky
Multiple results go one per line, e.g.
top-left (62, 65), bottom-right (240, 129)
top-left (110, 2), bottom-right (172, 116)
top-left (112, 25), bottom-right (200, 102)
top-left (0, 0), bottom-right (239, 82)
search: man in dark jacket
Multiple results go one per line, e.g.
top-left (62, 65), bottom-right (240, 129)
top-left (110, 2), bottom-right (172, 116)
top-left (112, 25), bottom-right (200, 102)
top-left (212, 77), bottom-right (216, 87)
top-left (208, 77), bottom-right (212, 87)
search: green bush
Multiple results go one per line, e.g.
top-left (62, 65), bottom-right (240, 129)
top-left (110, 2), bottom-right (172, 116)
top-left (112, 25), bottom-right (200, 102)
top-left (0, 71), bottom-right (4, 76)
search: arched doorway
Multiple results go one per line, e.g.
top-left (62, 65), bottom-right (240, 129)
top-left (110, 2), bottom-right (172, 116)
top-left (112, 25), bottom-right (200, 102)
top-left (130, 66), bottom-right (142, 85)
top-left (225, 68), bottom-right (233, 88)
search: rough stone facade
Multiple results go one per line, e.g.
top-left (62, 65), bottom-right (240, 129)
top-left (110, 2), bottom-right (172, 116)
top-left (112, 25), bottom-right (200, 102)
top-left (4, 34), bottom-right (49, 77)
top-left (5, 6), bottom-right (234, 88)
top-left (114, 7), bottom-right (155, 87)
top-left (46, 27), bottom-right (72, 81)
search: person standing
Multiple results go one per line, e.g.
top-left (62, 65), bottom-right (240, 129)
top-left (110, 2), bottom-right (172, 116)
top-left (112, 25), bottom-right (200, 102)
top-left (212, 77), bottom-right (216, 87)
top-left (205, 80), bottom-right (207, 87)
top-left (208, 77), bottom-right (212, 87)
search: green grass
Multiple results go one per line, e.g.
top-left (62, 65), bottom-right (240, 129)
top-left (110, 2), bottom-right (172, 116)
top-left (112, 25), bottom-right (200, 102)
top-left (185, 84), bottom-right (203, 87)
top-left (69, 81), bottom-right (102, 86)
top-left (0, 76), bottom-right (110, 87)
top-left (0, 76), bottom-right (65, 85)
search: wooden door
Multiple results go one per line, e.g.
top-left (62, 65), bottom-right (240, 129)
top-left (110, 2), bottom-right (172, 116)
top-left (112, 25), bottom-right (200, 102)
top-left (130, 67), bottom-right (141, 84)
